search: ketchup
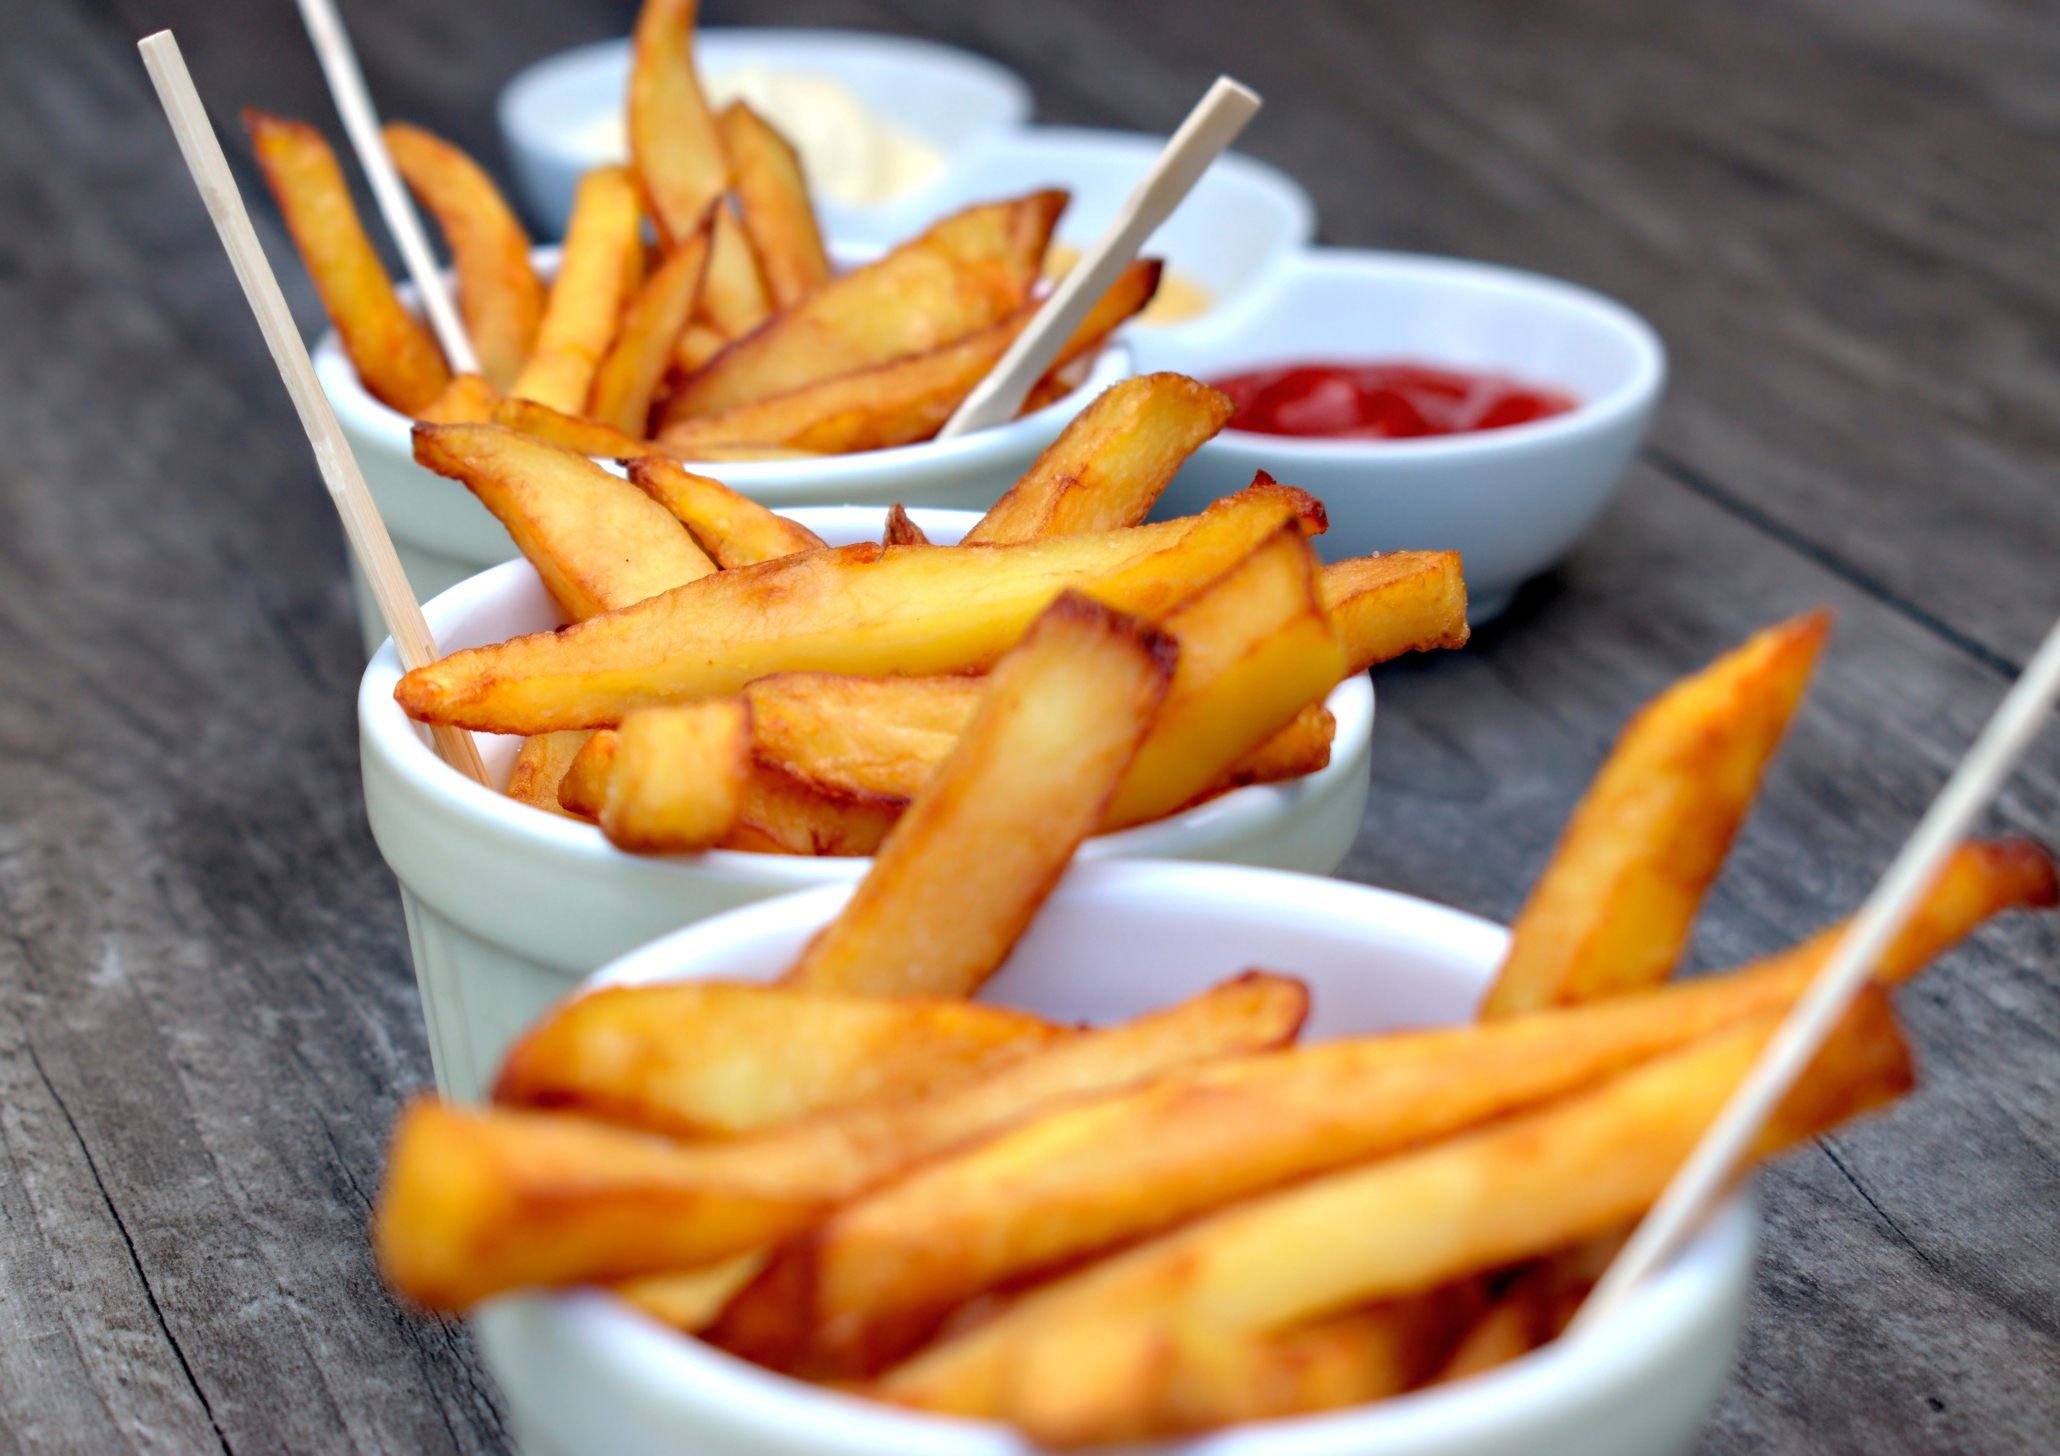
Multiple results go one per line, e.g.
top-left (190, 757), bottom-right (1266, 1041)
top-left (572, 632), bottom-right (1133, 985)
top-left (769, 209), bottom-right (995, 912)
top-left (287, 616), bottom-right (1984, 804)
top-left (1210, 361), bottom-right (1576, 440)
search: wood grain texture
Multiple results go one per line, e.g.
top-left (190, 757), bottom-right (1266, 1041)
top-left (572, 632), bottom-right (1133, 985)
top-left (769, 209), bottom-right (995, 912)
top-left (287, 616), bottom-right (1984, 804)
top-left (0, 0), bottom-right (2052, 1453)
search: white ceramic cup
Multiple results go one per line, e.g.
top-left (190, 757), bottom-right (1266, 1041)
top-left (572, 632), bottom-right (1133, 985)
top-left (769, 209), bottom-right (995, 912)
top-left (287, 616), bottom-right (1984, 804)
top-left (1135, 249), bottom-right (1666, 622)
top-left (473, 859), bottom-right (1754, 1456)
top-left (318, 244), bottom-right (1133, 654)
top-left (359, 507), bottom-right (1374, 1098)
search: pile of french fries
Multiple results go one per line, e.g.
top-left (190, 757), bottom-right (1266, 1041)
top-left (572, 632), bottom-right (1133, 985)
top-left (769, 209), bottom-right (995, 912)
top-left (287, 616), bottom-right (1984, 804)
top-left (391, 366), bottom-right (1469, 855)
top-left (249, 0), bottom-right (1155, 460)
top-left (372, 602), bottom-right (2057, 1444)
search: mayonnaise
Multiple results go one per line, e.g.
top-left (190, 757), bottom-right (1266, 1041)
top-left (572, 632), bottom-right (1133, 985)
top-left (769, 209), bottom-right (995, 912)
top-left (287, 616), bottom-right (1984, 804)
top-left (572, 66), bottom-right (945, 208)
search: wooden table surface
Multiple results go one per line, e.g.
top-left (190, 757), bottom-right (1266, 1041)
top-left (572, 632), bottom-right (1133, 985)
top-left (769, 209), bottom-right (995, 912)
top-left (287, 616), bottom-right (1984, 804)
top-left (3, 0), bottom-right (2055, 1450)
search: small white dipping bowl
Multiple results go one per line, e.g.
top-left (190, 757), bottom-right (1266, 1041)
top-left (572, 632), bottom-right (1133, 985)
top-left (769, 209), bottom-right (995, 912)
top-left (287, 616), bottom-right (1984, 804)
top-left (473, 859), bottom-right (1754, 1456)
top-left (359, 507), bottom-right (1374, 1097)
top-left (497, 31), bottom-right (1032, 239)
top-left (317, 245), bottom-right (1131, 653)
top-left (1135, 250), bottom-right (1666, 622)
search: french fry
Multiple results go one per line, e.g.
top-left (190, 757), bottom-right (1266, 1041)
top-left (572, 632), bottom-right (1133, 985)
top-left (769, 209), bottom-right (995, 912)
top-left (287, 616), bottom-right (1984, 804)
top-left (1219, 704), bottom-right (1336, 791)
top-left (664, 191), bottom-right (1065, 419)
top-left (876, 991), bottom-right (1911, 1437)
top-left (1322, 552), bottom-right (1471, 674)
top-left (394, 478), bottom-right (1315, 733)
top-left (599, 699), bottom-right (751, 853)
top-left (1427, 1244), bottom-right (1616, 1386)
top-left (413, 423), bottom-right (714, 622)
top-left (625, 457), bottom-right (827, 566)
top-left (1480, 612), bottom-right (1832, 1018)
top-left (966, 373), bottom-right (1235, 545)
top-left (1017, 258), bottom-right (1161, 410)
top-left (589, 221), bottom-right (713, 435)
top-left (510, 166), bottom-right (644, 413)
top-left (383, 122), bottom-right (545, 391)
top-left (505, 731), bottom-right (596, 820)
top-left (491, 396), bottom-right (656, 457)
top-left (493, 981), bottom-right (1068, 1137)
top-left (883, 504), bottom-right (931, 547)
top-left (783, 593), bottom-right (1174, 997)
top-left (723, 762), bottom-right (906, 857)
top-left (415, 372), bottom-right (501, 424)
top-left (371, 1099), bottom-right (835, 1313)
top-left (615, 1253), bottom-right (770, 1334)
top-left (694, 199), bottom-right (773, 340)
top-left (627, 0), bottom-right (727, 247)
top-left (718, 100), bottom-right (830, 308)
top-left (557, 729), bottom-right (616, 818)
top-left (672, 319), bottom-right (728, 375)
top-left (244, 110), bottom-right (450, 412)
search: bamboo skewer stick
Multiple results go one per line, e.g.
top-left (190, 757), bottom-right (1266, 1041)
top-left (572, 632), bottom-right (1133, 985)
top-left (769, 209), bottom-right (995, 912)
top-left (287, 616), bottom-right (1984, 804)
top-left (1574, 609), bottom-right (2060, 1330)
top-left (938, 76), bottom-right (1261, 437)
top-left (138, 28), bottom-right (488, 786)
top-left (291, 0), bottom-right (479, 375)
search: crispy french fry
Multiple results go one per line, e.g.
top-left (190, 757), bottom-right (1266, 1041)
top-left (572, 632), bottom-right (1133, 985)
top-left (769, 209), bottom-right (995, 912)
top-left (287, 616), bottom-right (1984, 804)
top-left (784, 593), bottom-right (1174, 997)
top-left (672, 319), bottom-right (728, 375)
top-left (589, 222), bottom-right (713, 435)
top-left (415, 372), bottom-right (501, 424)
top-left (624, 456), bottom-right (827, 566)
top-left (723, 763), bottom-right (906, 856)
top-left (510, 166), bottom-right (644, 413)
top-left (494, 981), bottom-right (1067, 1137)
top-left (1480, 612), bottom-right (1832, 1018)
top-left (244, 110), bottom-right (449, 412)
top-left (505, 730), bottom-right (596, 820)
top-left (694, 198), bottom-right (773, 340)
top-left (718, 100), bottom-right (830, 307)
top-left (413, 423), bottom-right (713, 622)
top-left (877, 990), bottom-right (1911, 1437)
top-left (371, 1099), bottom-right (834, 1313)
top-left (883, 504), bottom-right (931, 547)
top-left (1018, 258), bottom-right (1161, 410)
top-left (743, 673), bottom-right (981, 802)
top-left (383, 122), bottom-right (545, 391)
top-left (491, 396), bottom-right (653, 457)
top-left (665, 192), bottom-right (1065, 418)
top-left (1220, 704), bottom-right (1336, 790)
top-left (394, 478), bottom-right (1314, 733)
top-left (599, 699), bottom-right (751, 853)
top-left (615, 1253), bottom-right (770, 1334)
top-left (627, 0), bottom-right (727, 246)
top-left (966, 372), bottom-right (1235, 544)
top-left (1322, 552), bottom-right (1471, 674)
top-left (557, 728), bottom-right (616, 818)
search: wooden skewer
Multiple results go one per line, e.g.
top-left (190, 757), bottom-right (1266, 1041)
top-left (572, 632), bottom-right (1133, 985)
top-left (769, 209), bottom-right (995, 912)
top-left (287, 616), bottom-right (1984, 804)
top-left (938, 76), bottom-right (1261, 438)
top-left (291, 0), bottom-right (479, 375)
top-left (138, 29), bottom-right (489, 786)
top-left (1573, 609), bottom-right (2060, 1331)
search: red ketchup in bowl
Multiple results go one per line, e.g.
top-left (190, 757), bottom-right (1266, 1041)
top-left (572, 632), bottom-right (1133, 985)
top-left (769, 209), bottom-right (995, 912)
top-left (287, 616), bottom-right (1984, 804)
top-left (1210, 361), bottom-right (1576, 440)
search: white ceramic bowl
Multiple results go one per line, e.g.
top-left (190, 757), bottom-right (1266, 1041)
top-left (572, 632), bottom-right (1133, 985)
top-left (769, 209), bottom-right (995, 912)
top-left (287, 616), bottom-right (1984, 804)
top-left (1134, 250), bottom-right (1665, 622)
top-left (360, 507), bottom-right (1374, 1097)
top-left (317, 245), bottom-right (1131, 653)
top-left (497, 31), bottom-right (1032, 239)
top-left (474, 860), bottom-right (1754, 1456)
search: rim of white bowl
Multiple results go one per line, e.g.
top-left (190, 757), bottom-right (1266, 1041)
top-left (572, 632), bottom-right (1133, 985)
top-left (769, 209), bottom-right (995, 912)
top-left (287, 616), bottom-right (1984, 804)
top-left (498, 30), bottom-right (1035, 167)
top-left (499, 863), bottom-right (1752, 1456)
top-left (1190, 247), bottom-right (1666, 462)
top-left (358, 517), bottom-right (1376, 887)
top-left (316, 242), bottom-right (1134, 500)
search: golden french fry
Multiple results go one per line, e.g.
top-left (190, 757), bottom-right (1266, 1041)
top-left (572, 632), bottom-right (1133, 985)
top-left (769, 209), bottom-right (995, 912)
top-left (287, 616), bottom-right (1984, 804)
top-left (415, 372), bottom-right (501, 424)
top-left (967, 372), bottom-right (1235, 544)
top-left (1480, 612), bottom-right (1832, 1018)
top-left (557, 729), bottom-right (616, 818)
top-left (665, 191), bottom-right (1065, 418)
top-left (1322, 552), bottom-right (1471, 674)
top-left (493, 981), bottom-right (1068, 1137)
top-left (505, 730), bottom-right (596, 820)
top-left (744, 674), bottom-right (980, 800)
top-left (614, 1253), bottom-right (770, 1334)
top-left (694, 198), bottom-right (773, 340)
top-left (413, 423), bottom-right (713, 622)
top-left (784, 593), bottom-right (1174, 997)
top-left (244, 110), bottom-right (450, 412)
top-left (510, 166), bottom-right (644, 413)
top-left (627, 0), bottom-right (727, 246)
top-left (883, 504), bottom-right (931, 547)
top-left (718, 100), bottom-right (830, 307)
top-left (589, 222), bottom-right (713, 435)
top-left (394, 478), bottom-right (1314, 733)
top-left (877, 990), bottom-right (1911, 1438)
top-left (672, 319), bottom-right (728, 375)
top-left (600, 699), bottom-right (751, 853)
top-left (1017, 258), bottom-right (1161, 413)
top-left (491, 396), bottom-right (656, 457)
top-left (371, 1099), bottom-right (834, 1313)
top-left (1219, 704), bottom-right (1336, 791)
top-left (383, 122), bottom-right (545, 390)
top-left (625, 456), bottom-right (827, 566)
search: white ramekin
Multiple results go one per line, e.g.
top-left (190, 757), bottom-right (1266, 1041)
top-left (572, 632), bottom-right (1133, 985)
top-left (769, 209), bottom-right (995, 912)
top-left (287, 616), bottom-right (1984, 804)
top-left (318, 244), bottom-right (1133, 653)
top-left (1137, 249), bottom-right (1666, 622)
top-left (360, 508), bottom-right (1374, 1097)
top-left (473, 859), bottom-right (1754, 1456)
